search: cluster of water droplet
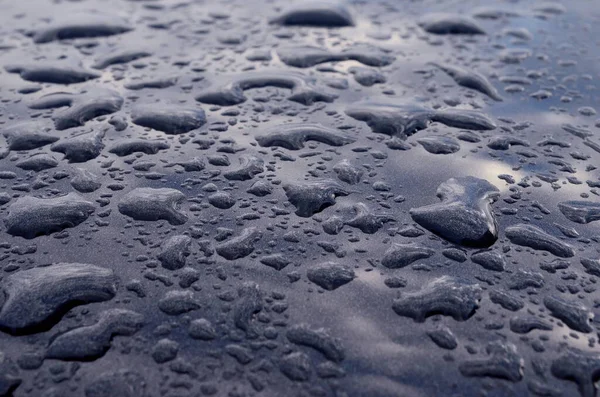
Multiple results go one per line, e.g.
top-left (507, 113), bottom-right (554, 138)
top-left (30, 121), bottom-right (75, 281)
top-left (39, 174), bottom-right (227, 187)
top-left (0, 0), bottom-right (599, 396)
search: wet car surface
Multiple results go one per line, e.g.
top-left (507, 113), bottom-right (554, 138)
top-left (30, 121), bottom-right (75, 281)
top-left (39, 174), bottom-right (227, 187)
top-left (0, 0), bottom-right (600, 396)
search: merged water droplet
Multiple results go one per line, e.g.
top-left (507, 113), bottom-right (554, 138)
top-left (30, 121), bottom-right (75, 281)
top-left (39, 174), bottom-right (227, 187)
top-left (410, 176), bottom-right (500, 247)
